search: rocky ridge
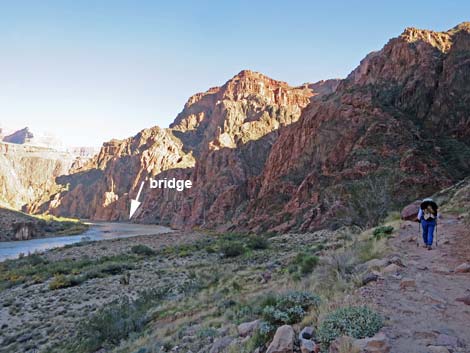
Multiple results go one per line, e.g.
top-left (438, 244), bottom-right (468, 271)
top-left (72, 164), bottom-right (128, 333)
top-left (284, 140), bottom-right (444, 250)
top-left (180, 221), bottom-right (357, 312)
top-left (41, 70), bottom-right (329, 224)
top-left (40, 24), bottom-right (470, 233)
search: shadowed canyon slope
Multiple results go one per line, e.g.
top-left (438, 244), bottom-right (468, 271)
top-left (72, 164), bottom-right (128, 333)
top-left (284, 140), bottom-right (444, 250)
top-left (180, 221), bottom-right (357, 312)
top-left (0, 142), bottom-right (77, 210)
top-left (39, 70), bottom-right (328, 225)
top-left (39, 24), bottom-right (470, 233)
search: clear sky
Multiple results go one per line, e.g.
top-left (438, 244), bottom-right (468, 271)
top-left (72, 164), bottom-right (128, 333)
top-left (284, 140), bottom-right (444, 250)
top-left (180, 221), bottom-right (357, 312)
top-left (1, 0), bottom-right (468, 147)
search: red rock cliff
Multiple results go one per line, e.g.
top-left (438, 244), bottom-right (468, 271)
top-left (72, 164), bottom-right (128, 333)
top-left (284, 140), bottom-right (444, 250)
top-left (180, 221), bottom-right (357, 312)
top-left (40, 24), bottom-right (470, 233)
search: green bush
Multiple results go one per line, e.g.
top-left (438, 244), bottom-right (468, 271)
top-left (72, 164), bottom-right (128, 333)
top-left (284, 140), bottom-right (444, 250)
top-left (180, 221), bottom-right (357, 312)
top-left (261, 291), bottom-right (320, 326)
top-left (48, 262), bottom-right (132, 290)
top-left (291, 252), bottom-right (319, 275)
top-left (220, 241), bottom-right (245, 258)
top-left (317, 306), bottom-right (383, 349)
top-left (131, 245), bottom-right (156, 256)
top-left (245, 327), bottom-right (271, 351)
top-left (60, 288), bottom-right (168, 352)
top-left (372, 226), bottom-right (394, 240)
top-left (300, 255), bottom-right (319, 274)
top-left (1, 253), bottom-right (138, 292)
top-left (196, 327), bottom-right (218, 339)
top-left (247, 236), bottom-right (269, 250)
top-left (49, 274), bottom-right (84, 290)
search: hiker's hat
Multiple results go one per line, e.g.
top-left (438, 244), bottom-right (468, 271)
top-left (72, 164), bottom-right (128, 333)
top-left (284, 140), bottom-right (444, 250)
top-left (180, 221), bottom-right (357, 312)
top-left (420, 198), bottom-right (438, 210)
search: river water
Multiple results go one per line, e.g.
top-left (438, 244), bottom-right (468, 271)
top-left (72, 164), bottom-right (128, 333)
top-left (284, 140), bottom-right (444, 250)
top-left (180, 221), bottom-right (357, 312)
top-left (0, 222), bottom-right (172, 262)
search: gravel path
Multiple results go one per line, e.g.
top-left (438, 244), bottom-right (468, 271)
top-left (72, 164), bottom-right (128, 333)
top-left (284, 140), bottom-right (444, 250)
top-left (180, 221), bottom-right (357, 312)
top-left (369, 216), bottom-right (470, 353)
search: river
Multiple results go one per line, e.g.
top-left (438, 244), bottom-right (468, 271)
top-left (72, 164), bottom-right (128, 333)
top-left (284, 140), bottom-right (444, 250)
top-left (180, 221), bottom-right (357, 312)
top-left (0, 222), bottom-right (173, 261)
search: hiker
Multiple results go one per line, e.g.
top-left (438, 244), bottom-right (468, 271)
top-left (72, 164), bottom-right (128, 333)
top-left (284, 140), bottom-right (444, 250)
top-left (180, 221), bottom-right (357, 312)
top-left (417, 198), bottom-right (439, 250)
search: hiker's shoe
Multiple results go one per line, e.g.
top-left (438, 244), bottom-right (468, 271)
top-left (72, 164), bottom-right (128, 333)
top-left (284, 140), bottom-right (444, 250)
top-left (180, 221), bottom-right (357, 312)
top-left (427, 245), bottom-right (432, 250)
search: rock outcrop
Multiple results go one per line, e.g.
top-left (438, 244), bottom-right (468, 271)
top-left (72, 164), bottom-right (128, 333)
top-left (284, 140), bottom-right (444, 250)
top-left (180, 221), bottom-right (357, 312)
top-left (41, 71), bottom-right (325, 223)
top-left (40, 24), bottom-right (470, 233)
top-left (0, 142), bottom-right (77, 211)
top-left (2, 127), bottom-right (34, 144)
top-left (266, 325), bottom-right (295, 353)
top-left (0, 207), bottom-right (87, 241)
top-left (241, 23), bottom-right (470, 232)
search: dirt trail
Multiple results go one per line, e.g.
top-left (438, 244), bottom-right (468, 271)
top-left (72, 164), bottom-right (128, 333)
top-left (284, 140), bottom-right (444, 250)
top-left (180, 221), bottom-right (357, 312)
top-left (368, 215), bottom-right (470, 353)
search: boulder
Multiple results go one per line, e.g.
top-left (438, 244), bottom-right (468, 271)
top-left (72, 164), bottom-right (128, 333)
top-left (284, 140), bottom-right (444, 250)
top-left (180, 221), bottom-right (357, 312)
top-left (388, 256), bottom-right (405, 267)
top-left (401, 200), bottom-right (421, 221)
top-left (266, 325), bottom-right (295, 353)
top-left (298, 327), bottom-right (318, 353)
top-left (366, 258), bottom-right (388, 269)
top-left (456, 295), bottom-right (470, 305)
top-left (209, 337), bottom-right (233, 353)
top-left (436, 333), bottom-right (462, 347)
top-left (300, 338), bottom-right (318, 353)
top-left (354, 332), bottom-right (391, 353)
top-left (382, 264), bottom-right (402, 275)
top-left (328, 336), bottom-right (358, 353)
top-left (237, 319), bottom-right (260, 337)
top-left (400, 278), bottom-right (416, 290)
top-left (427, 346), bottom-right (450, 353)
top-left (362, 273), bottom-right (379, 286)
top-left (454, 262), bottom-right (470, 273)
top-left (299, 326), bottom-right (315, 340)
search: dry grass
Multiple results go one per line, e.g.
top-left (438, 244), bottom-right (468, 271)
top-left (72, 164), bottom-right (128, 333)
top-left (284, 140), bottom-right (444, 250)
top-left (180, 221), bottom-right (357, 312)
top-left (43, 221), bottom-right (394, 353)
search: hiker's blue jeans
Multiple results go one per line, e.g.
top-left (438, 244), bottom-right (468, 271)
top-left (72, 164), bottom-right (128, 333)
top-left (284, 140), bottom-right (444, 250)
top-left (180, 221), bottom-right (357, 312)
top-left (421, 219), bottom-right (435, 245)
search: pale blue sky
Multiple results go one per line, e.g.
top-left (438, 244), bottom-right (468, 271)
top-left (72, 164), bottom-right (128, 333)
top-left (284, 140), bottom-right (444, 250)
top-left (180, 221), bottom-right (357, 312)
top-left (0, 0), bottom-right (468, 147)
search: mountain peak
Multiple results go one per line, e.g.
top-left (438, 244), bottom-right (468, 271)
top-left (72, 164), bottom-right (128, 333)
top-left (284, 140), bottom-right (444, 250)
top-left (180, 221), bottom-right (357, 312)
top-left (399, 22), bottom-right (470, 53)
top-left (400, 26), bottom-right (452, 52)
top-left (448, 21), bottom-right (470, 34)
top-left (234, 69), bottom-right (257, 77)
top-left (228, 69), bottom-right (289, 87)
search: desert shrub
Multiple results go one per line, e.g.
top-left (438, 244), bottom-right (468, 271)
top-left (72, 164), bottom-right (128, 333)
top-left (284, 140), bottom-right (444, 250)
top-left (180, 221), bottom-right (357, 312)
top-left (232, 280), bottom-right (242, 291)
top-left (244, 327), bottom-right (270, 351)
top-left (291, 252), bottom-right (320, 276)
top-left (196, 327), bottom-right (218, 339)
top-left (220, 241), bottom-right (245, 258)
top-left (48, 262), bottom-right (132, 290)
top-left (1, 253), bottom-right (140, 292)
top-left (131, 245), bottom-right (156, 256)
top-left (85, 262), bottom-right (132, 279)
top-left (61, 288), bottom-right (168, 352)
top-left (312, 243), bottom-right (325, 252)
top-left (355, 238), bottom-right (387, 263)
top-left (372, 226), bottom-right (394, 240)
top-left (261, 291), bottom-right (321, 326)
top-left (317, 306), bottom-right (383, 349)
top-left (241, 291), bottom-right (321, 347)
top-left (49, 274), bottom-right (84, 290)
top-left (300, 255), bottom-right (320, 274)
top-left (384, 211), bottom-right (401, 222)
top-left (247, 236), bottom-right (269, 250)
top-left (49, 275), bottom-right (70, 290)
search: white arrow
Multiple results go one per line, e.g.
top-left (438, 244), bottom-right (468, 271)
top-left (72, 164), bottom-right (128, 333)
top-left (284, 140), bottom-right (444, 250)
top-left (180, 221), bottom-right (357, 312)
top-left (129, 181), bottom-right (145, 219)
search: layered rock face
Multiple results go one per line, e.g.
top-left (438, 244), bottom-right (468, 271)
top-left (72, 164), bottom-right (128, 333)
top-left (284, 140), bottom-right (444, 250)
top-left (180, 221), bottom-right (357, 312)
top-left (0, 142), bottom-right (76, 210)
top-left (242, 23), bottom-right (470, 232)
top-left (43, 24), bottom-right (470, 232)
top-left (38, 126), bottom-right (195, 220)
top-left (42, 71), bottom-right (325, 223)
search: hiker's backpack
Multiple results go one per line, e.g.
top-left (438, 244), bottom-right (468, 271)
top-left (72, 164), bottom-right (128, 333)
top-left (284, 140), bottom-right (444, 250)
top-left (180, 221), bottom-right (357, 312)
top-left (420, 199), bottom-right (438, 221)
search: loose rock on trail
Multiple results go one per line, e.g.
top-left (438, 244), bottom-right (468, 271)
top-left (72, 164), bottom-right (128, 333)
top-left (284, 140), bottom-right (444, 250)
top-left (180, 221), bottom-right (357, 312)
top-left (362, 215), bottom-right (470, 353)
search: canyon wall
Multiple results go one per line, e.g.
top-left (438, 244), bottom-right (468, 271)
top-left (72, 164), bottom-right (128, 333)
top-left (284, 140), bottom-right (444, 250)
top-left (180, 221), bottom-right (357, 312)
top-left (40, 24), bottom-right (470, 233)
top-left (40, 71), bottom-right (327, 223)
top-left (0, 142), bottom-right (76, 210)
